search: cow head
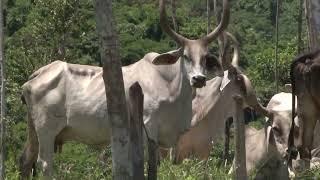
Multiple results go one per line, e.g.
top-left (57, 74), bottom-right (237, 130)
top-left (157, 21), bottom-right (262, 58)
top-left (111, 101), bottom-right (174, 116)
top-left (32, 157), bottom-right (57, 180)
top-left (151, 0), bottom-right (230, 88)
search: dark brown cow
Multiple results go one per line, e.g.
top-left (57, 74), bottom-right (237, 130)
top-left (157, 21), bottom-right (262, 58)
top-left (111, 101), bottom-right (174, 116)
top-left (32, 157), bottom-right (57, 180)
top-left (290, 49), bottom-right (320, 167)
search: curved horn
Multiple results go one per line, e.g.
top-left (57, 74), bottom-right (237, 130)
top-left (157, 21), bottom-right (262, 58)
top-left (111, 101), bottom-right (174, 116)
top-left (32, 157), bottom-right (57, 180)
top-left (202, 0), bottom-right (230, 44)
top-left (225, 32), bottom-right (239, 67)
top-left (241, 75), bottom-right (272, 118)
top-left (159, 0), bottom-right (188, 45)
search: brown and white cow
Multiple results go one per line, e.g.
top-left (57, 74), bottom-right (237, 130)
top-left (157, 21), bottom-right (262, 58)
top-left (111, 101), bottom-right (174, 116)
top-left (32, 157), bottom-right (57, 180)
top-left (172, 32), bottom-right (273, 163)
top-left (19, 0), bottom-right (230, 178)
top-left (229, 92), bottom-right (295, 179)
top-left (290, 49), bottom-right (320, 168)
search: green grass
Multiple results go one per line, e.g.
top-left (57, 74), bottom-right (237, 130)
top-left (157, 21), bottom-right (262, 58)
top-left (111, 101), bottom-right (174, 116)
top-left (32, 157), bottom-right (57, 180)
top-left (5, 120), bottom-right (320, 179)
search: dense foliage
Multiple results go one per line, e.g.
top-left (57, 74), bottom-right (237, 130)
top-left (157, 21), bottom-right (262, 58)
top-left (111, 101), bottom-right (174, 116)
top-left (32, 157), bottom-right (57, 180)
top-left (3, 0), bottom-right (317, 179)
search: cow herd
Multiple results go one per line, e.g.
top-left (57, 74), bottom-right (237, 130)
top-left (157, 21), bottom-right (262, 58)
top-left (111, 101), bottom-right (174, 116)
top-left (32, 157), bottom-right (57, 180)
top-left (17, 0), bottom-right (320, 179)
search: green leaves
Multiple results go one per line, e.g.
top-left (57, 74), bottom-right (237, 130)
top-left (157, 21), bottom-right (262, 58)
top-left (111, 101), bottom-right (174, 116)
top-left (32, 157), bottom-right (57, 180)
top-left (2, 0), bottom-right (312, 178)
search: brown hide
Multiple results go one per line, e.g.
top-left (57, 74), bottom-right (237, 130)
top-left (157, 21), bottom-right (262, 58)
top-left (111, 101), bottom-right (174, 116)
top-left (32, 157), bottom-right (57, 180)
top-left (291, 49), bottom-right (320, 160)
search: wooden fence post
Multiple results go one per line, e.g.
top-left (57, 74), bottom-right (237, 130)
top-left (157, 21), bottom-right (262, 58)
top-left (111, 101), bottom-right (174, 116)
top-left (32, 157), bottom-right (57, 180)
top-left (233, 95), bottom-right (247, 180)
top-left (95, 0), bottom-right (132, 179)
top-left (148, 139), bottom-right (158, 180)
top-left (223, 117), bottom-right (233, 165)
top-left (129, 82), bottom-right (145, 180)
top-left (0, 0), bottom-right (5, 178)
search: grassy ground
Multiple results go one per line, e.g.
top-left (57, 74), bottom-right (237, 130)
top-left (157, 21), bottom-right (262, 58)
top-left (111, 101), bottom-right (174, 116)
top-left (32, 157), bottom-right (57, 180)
top-left (5, 119), bottom-right (320, 179)
top-left (6, 141), bottom-right (233, 180)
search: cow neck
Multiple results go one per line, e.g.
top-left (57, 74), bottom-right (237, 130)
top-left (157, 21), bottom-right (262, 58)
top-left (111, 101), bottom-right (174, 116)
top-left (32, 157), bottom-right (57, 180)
top-left (191, 77), bottom-right (222, 126)
top-left (167, 58), bottom-right (191, 102)
top-left (204, 78), bottom-right (238, 129)
top-left (191, 77), bottom-right (243, 136)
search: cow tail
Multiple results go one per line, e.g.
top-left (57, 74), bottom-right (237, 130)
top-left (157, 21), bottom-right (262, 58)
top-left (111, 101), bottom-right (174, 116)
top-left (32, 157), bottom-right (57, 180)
top-left (289, 59), bottom-right (296, 152)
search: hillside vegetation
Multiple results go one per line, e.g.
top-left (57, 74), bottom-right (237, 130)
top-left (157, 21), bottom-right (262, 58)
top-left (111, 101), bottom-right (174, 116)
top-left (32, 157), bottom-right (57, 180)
top-left (4, 0), bottom-right (315, 179)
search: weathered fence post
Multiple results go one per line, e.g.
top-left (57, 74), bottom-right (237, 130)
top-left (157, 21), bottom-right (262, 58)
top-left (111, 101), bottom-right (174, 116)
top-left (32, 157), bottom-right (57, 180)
top-left (223, 117), bottom-right (233, 166)
top-left (129, 82), bottom-right (145, 180)
top-left (148, 139), bottom-right (158, 180)
top-left (95, 0), bottom-right (132, 179)
top-left (233, 95), bottom-right (247, 180)
top-left (0, 0), bottom-right (5, 178)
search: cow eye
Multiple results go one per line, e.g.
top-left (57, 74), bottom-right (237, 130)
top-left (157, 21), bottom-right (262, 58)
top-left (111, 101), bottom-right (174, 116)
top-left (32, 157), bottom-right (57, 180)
top-left (205, 55), bottom-right (219, 70)
top-left (272, 126), bottom-right (281, 135)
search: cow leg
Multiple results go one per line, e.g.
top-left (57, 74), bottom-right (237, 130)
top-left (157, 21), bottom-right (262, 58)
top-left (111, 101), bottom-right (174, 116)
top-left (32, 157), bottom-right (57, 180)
top-left (19, 112), bottom-right (39, 180)
top-left (37, 134), bottom-right (55, 179)
top-left (297, 112), bottom-right (317, 161)
top-left (296, 91), bottom-right (318, 161)
top-left (19, 142), bottom-right (38, 179)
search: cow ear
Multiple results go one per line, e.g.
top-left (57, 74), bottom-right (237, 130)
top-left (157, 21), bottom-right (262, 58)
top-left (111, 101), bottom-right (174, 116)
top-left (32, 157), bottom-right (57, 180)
top-left (152, 48), bottom-right (183, 65)
top-left (284, 84), bottom-right (292, 93)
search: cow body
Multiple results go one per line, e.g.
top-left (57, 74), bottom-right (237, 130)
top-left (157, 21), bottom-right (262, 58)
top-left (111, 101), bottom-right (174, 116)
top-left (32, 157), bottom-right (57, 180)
top-left (19, 0), bottom-right (231, 177)
top-left (233, 92), bottom-right (294, 179)
top-left (174, 71), bottom-right (246, 162)
top-left (174, 70), bottom-right (269, 163)
top-left (240, 126), bottom-right (289, 179)
top-left (20, 56), bottom-right (194, 178)
top-left (23, 58), bottom-right (191, 147)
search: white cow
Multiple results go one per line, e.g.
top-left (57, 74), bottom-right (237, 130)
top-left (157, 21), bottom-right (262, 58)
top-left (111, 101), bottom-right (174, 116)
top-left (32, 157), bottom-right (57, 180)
top-left (173, 32), bottom-right (271, 163)
top-left (235, 91), bottom-right (320, 178)
top-left (226, 92), bottom-right (295, 179)
top-left (18, 0), bottom-right (231, 178)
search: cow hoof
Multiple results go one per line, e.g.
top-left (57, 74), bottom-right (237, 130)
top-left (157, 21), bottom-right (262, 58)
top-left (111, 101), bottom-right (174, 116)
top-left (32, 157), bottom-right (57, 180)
top-left (288, 167), bottom-right (295, 179)
top-left (311, 157), bottom-right (320, 169)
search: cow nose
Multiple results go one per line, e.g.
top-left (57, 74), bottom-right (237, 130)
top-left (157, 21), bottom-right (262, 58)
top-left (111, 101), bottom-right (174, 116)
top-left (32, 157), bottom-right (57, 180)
top-left (192, 75), bottom-right (206, 83)
top-left (286, 147), bottom-right (299, 160)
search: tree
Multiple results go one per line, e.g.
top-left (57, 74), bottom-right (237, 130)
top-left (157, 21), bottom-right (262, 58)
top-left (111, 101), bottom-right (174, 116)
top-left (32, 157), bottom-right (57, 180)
top-left (95, 0), bottom-right (132, 179)
top-left (233, 96), bottom-right (247, 180)
top-left (297, 0), bottom-right (304, 53)
top-left (305, 0), bottom-right (320, 50)
top-left (206, 0), bottom-right (211, 34)
top-left (0, 0), bottom-right (5, 178)
top-left (171, 0), bottom-right (178, 33)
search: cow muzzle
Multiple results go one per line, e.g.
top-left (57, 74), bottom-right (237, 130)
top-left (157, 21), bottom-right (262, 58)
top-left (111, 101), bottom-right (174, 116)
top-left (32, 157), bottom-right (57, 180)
top-left (286, 146), bottom-right (299, 160)
top-left (191, 75), bottom-right (206, 88)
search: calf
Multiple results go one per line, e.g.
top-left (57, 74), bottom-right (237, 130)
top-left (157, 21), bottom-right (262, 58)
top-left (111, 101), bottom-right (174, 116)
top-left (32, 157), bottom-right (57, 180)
top-left (230, 92), bottom-right (295, 179)
top-left (173, 32), bottom-right (271, 163)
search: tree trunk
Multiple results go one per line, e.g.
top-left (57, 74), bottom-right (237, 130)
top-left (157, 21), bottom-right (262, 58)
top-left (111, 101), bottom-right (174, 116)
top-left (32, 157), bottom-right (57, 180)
top-left (213, 0), bottom-right (226, 68)
top-left (95, 0), bottom-right (132, 179)
top-left (274, 0), bottom-right (280, 93)
top-left (297, 0), bottom-right (304, 53)
top-left (223, 117), bottom-right (233, 165)
top-left (148, 139), bottom-right (158, 180)
top-left (233, 95), bottom-right (247, 180)
top-left (171, 0), bottom-right (178, 47)
top-left (305, 0), bottom-right (320, 50)
top-left (207, 0), bottom-right (211, 34)
top-left (0, 0), bottom-right (5, 178)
